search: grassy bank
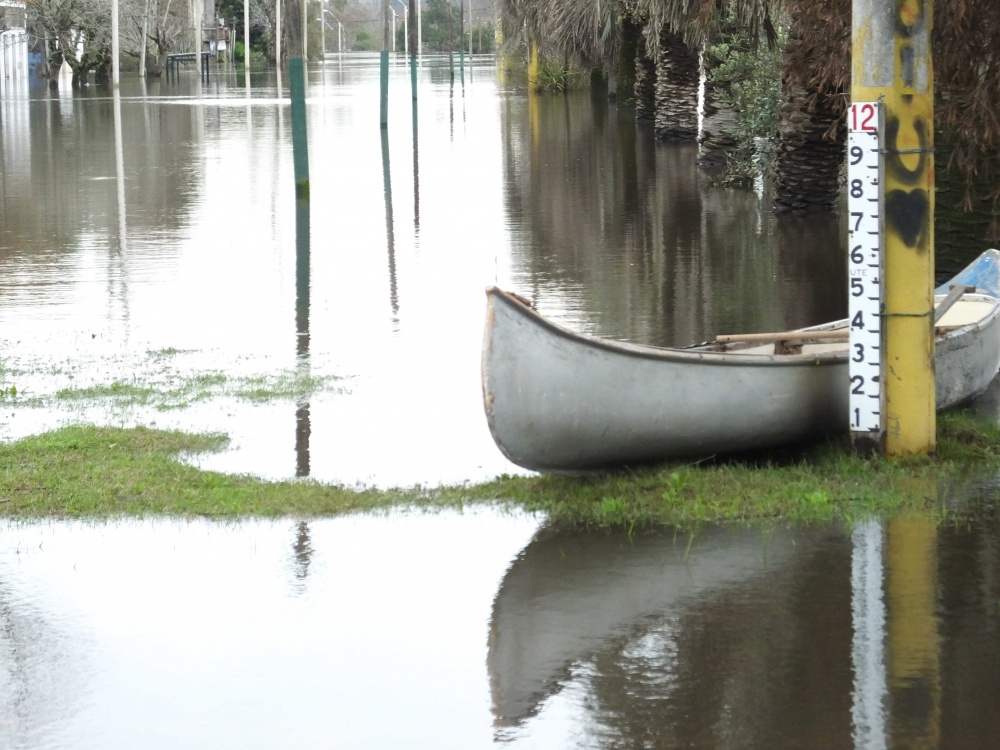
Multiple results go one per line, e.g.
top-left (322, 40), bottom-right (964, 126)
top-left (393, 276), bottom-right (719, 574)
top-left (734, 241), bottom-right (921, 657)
top-left (2, 412), bottom-right (999, 526)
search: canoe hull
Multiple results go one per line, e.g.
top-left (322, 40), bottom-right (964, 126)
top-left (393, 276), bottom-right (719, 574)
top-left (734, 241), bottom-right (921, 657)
top-left (482, 287), bottom-right (1000, 472)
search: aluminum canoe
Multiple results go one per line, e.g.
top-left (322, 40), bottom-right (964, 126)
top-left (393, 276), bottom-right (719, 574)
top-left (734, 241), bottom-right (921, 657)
top-left (481, 250), bottom-right (1000, 472)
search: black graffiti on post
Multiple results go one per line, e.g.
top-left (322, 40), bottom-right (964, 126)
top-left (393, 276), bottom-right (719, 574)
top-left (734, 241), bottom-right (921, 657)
top-left (884, 114), bottom-right (931, 250)
top-left (886, 189), bottom-right (930, 249)
top-left (894, 0), bottom-right (928, 37)
top-left (884, 116), bottom-right (928, 186)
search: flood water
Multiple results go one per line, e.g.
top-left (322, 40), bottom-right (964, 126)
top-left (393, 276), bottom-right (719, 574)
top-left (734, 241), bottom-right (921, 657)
top-left (2, 511), bottom-right (999, 748)
top-left (1, 54), bottom-right (852, 489)
top-left (2, 57), bottom-right (1000, 748)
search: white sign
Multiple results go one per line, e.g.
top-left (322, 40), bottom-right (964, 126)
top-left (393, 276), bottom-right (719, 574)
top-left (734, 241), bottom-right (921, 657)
top-left (847, 102), bottom-right (883, 435)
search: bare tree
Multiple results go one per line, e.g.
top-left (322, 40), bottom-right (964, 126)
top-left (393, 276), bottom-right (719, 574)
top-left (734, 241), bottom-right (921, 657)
top-left (119, 0), bottom-right (190, 75)
top-left (28, 0), bottom-right (114, 84)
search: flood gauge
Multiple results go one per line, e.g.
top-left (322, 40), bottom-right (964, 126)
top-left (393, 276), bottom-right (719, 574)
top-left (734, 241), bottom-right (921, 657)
top-left (847, 101), bottom-right (884, 440)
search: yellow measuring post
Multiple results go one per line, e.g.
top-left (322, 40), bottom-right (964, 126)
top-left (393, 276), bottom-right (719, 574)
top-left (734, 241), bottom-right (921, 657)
top-left (851, 0), bottom-right (935, 455)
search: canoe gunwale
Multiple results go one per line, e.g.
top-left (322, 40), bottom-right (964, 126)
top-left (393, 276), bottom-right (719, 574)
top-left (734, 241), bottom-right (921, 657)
top-left (485, 286), bottom-right (847, 368)
top-left (486, 287), bottom-right (1000, 367)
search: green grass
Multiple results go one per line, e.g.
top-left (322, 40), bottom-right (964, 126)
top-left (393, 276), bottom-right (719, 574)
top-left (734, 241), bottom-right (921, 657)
top-left (2, 411), bottom-right (999, 525)
top-left (0, 425), bottom-right (430, 517)
top-left (2, 365), bottom-right (345, 411)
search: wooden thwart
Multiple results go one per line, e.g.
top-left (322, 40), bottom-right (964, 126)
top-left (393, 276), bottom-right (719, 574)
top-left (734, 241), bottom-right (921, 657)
top-left (717, 285), bottom-right (977, 348)
top-left (715, 329), bottom-right (847, 344)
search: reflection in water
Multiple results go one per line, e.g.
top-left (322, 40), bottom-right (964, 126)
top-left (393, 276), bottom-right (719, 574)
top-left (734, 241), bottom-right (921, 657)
top-left (852, 520), bottom-right (888, 750)
top-left (487, 514), bottom-right (1000, 748)
top-left (1, 502), bottom-right (1000, 747)
top-left (886, 516), bottom-right (941, 749)
top-left (0, 512), bottom-right (541, 749)
top-left (291, 521), bottom-right (313, 583)
top-left (110, 88), bottom-right (131, 332)
top-left (113, 88), bottom-right (127, 253)
top-left (381, 128), bottom-right (400, 327)
top-left (500, 93), bottom-right (847, 346)
top-left (412, 75), bottom-right (420, 232)
top-left (0, 577), bottom-right (92, 741)
top-left (488, 525), bottom-right (807, 732)
top-left (295, 197), bottom-right (311, 477)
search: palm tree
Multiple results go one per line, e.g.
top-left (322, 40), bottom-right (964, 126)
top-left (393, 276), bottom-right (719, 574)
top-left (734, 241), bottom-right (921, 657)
top-left (770, 0), bottom-right (849, 212)
top-left (498, 0), bottom-right (1000, 245)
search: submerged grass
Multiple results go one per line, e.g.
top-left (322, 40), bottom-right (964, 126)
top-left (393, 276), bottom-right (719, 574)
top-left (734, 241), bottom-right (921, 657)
top-left (2, 411), bottom-right (1000, 525)
top-left (3, 366), bottom-right (345, 411)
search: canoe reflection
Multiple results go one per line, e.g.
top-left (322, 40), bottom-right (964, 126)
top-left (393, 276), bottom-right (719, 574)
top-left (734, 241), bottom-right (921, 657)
top-left (487, 524), bottom-right (821, 730)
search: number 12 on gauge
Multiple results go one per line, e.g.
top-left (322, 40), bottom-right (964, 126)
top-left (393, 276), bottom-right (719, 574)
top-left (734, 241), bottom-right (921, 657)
top-left (847, 102), bottom-right (883, 434)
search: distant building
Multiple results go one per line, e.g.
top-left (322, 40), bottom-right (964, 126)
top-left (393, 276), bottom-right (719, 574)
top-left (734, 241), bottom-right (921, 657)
top-left (0, 0), bottom-right (28, 86)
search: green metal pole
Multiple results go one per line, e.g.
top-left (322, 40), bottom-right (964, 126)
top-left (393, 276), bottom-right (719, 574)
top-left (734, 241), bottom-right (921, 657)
top-left (381, 0), bottom-right (390, 127)
top-left (289, 57), bottom-right (310, 199)
top-left (380, 51), bottom-right (389, 127)
top-left (852, 0), bottom-right (935, 455)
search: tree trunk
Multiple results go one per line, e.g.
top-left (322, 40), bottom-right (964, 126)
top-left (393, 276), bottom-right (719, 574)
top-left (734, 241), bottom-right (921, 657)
top-left (654, 29), bottom-right (699, 140)
top-left (771, 2), bottom-right (848, 212)
top-left (770, 87), bottom-right (843, 211)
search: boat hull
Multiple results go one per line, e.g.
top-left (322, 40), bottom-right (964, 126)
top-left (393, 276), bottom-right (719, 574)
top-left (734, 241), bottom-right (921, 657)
top-left (482, 286), bottom-right (1000, 472)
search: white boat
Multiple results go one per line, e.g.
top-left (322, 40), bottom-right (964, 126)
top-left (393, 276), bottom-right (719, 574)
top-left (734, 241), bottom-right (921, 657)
top-left (481, 250), bottom-right (1000, 472)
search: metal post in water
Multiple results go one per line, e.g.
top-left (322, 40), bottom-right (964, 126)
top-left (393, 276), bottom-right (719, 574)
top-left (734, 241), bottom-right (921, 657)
top-left (380, 0), bottom-right (390, 126)
top-left (244, 0), bottom-right (251, 88)
top-left (302, 0), bottom-right (308, 61)
top-left (320, 1), bottom-right (326, 60)
top-left (276, 0), bottom-right (282, 67)
top-left (289, 57), bottom-right (310, 198)
top-left (410, 54), bottom-right (417, 102)
top-left (416, 0), bottom-right (422, 59)
top-left (852, 0), bottom-right (935, 455)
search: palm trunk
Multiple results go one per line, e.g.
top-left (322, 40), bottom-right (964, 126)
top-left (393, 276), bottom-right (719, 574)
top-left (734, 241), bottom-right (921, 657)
top-left (770, 3), bottom-right (848, 212)
top-left (654, 29), bottom-right (699, 140)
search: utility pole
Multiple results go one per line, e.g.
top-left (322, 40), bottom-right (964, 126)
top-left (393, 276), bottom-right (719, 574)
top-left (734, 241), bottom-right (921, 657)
top-left (852, 0), bottom-right (935, 456)
top-left (112, 0), bottom-right (120, 86)
top-left (244, 0), bottom-right (250, 87)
